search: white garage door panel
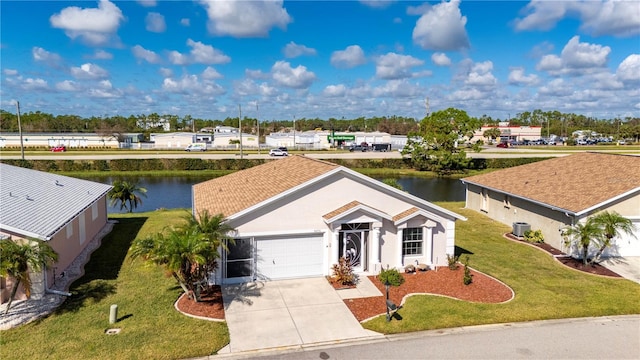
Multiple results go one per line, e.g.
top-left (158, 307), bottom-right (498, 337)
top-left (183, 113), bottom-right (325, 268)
top-left (257, 235), bottom-right (324, 280)
top-left (604, 221), bottom-right (640, 257)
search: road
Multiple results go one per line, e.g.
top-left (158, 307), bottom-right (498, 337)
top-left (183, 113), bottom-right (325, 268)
top-left (212, 315), bottom-right (640, 360)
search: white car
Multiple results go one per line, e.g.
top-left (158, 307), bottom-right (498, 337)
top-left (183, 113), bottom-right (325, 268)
top-left (269, 148), bottom-right (288, 156)
top-left (185, 143), bottom-right (207, 151)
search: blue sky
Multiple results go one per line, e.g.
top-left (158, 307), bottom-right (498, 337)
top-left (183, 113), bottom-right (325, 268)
top-left (1, 0), bottom-right (639, 121)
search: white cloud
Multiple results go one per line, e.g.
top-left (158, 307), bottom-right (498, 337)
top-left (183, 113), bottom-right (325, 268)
top-left (538, 78), bottom-right (573, 96)
top-left (90, 49), bottom-right (113, 60)
top-left (198, 0), bottom-right (291, 37)
top-left (431, 53), bottom-right (451, 66)
top-left (180, 18), bottom-right (190, 27)
top-left (3, 69), bottom-right (18, 76)
top-left (70, 63), bottom-right (109, 80)
top-left (375, 52), bottom-right (424, 80)
top-left (50, 0), bottom-right (124, 46)
top-left (330, 45), bottom-right (367, 68)
top-left (56, 80), bottom-right (81, 91)
top-left (465, 61), bottom-right (497, 86)
top-left (283, 42), bottom-right (317, 58)
top-left (234, 79), bottom-right (278, 97)
top-left (616, 54), bottom-right (640, 83)
top-left (145, 12), bottom-right (166, 33)
top-left (359, 0), bottom-right (395, 9)
top-left (372, 79), bottom-right (422, 98)
top-left (137, 0), bottom-right (156, 7)
top-left (187, 39), bottom-right (231, 64)
top-left (323, 84), bottom-right (347, 97)
top-left (515, 0), bottom-right (640, 37)
top-left (508, 67), bottom-right (539, 86)
top-left (168, 50), bottom-right (189, 65)
top-left (271, 61), bottom-right (316, 89)
top-left (22, 78), bottom-right (48, 90)
top-left (202, 66), bottom-right (223, 80)
top-left (245, 69), bottom-right (269, 80)
top-left (536, 36), bottom-right (610, 75)
top-left (32, 47), bottom-right (62, 65)
top-left (159, 68), bottom-right (173, 77)
top-left (412, 0), bottom-right (470, 51)
top-left (162, 74), bottom-right (226, 95)
top-left (132, 45), bottom-right (162, 64)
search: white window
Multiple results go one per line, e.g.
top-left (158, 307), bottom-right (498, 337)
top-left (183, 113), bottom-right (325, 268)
top-left (402, 227), bottom-right (423, 256)
top-left (481, 189), bottom-right (489, 212)
top-left (66, 222), bottom-right (73, 239)
top-left (91, 202), bottom-right (98, 221)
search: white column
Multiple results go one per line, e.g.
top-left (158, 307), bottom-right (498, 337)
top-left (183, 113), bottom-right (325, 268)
top-left (425, 226), bottom-right (433, 264)
top-left (331, 229), bottom-right (340, 265)
top-left (396, 228), bottom-right (404, 268)
top-left (372, 227), bottom-right (381, 265)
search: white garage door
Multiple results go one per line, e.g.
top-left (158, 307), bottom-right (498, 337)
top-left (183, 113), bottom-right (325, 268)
top-left (256, 234), bottom-right (324, 280)
top-left (605, 220), bottom-right (640, 257)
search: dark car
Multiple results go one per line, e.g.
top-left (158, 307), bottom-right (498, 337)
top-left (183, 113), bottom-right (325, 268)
top-left (496, 142), bottom-right (509, 148)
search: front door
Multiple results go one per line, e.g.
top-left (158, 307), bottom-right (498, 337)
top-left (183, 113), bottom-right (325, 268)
top-left (225, 238), bottom-right (254, 283)
top-left (340, 231), bottom-right (364, 272)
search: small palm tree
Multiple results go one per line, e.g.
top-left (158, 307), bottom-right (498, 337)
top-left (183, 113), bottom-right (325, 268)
top-left (590, 211), bottom-right (635, 264)
top-left (563, 219), bottom-right (604, 265)
top-left (108, 179), bottom-right (147, 213)
top-left (130, 211), bottom-right (235, 302)
top-left (0, 238), bottom-right (58, 314)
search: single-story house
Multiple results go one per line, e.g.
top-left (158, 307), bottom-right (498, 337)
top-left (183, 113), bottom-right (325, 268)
top-left (0, 164), bottom-right (112, 303)
top-left (193, 155), bottom-right (466, 284)
top-left (461, 152), bottom-right (640, 257)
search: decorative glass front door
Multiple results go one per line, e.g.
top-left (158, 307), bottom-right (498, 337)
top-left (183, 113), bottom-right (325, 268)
top-left (340, 231), bottom-right (366, 272)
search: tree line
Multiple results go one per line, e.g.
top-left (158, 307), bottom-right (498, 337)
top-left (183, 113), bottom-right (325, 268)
top-left (1, 109), bottom-right (638, 140)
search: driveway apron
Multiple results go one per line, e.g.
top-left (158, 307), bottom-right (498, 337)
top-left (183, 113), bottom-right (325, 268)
top-left (601, 256), bottom-right (640, 284)
top-left (220, 277), bottom-right (382, 353)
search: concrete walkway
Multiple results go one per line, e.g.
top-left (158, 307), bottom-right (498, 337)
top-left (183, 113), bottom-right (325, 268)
top-left (601, 256), bottom-right (640, 284)
top-left (218, 277), bottom-right (383, 354)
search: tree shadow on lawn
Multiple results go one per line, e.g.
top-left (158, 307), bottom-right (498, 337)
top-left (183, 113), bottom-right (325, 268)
top-left (55, 217), bottom-right (147, 315)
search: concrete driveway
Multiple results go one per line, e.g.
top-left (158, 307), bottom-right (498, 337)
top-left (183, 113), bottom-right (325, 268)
top-left (218, 277), bottom-right (382, 354)
top-left (601, 256), bottom-right (640, 284)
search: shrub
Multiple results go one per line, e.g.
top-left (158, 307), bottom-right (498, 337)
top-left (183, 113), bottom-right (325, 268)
top-left (447, 253), bottom-right (460, 270)
top-left (331, 257), bottom-right (356, 286)
top-left (463, 256), bottom-right (472, 285)
top-left (378, 266), bottom-right (404, 286)
top-left (523, 229), bottom-right (545, 243)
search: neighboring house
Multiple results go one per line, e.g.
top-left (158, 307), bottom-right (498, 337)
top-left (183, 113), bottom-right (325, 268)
top-left (0, 164), bottom-right (112, 303)
top-left (193, 155), bottom-right (466, 284)
top-left (461, 152), bottom-right (640, 257)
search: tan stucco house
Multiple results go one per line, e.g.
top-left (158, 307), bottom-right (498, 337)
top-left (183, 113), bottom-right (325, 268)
top-left (0, 164), bottom-right (112, 303)
top-left (193, 156), bottom-right (466, 284)
top-left (461, 152), bottom-right (640, 257)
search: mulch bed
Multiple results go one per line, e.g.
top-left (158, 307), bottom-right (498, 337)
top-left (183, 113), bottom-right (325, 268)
top-left (175, 285), bottom-right (225, 320)
top-left (326, 276), bottom-right (357, 290)
top-left (504, 233), bottom-right (621, 278)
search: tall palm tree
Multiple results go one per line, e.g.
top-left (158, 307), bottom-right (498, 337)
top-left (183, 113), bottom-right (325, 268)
top-left (0, 238), bottom-right (58, 314)
top-left (563, 219), bottom-right (604, 265)
top-left (130, 211), bottom-right (235, 302)
top-left (108, 180), bottom-right (147, 213)
top-left (590, 211), bottom-right (635, 264)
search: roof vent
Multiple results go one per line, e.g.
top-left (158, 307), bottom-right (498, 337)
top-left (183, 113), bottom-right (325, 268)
top-left (55, 180), bottom-right (63, 186)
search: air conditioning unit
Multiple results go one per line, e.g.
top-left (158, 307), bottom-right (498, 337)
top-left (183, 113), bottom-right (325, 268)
top-left (512, 222), bottom-right (531, 237)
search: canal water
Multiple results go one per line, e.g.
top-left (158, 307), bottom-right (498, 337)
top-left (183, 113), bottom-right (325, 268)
top-left (87, 175), bottom-right (466, 214)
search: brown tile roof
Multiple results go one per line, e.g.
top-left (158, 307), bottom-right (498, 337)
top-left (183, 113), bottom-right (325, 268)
top-left (193, 155), bottom-right (339, 218)
top-left (322, 201), bottom-right (362, 220)
top-left (462, 152), bottom-right (640, 214)
top-left (392, 207), bottom-right (420, 222)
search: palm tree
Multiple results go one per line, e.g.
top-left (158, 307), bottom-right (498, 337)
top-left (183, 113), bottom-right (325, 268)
top-left (108, 180), bottom-right (147, 213)
top-left (589, 211), bottom-right (635, 264)
top-left (130, 211), bottom-right (235, 302)
top-left (563, 219), bottom-right (604, 265)
top-left (0, 238), bottom-right (58, 314)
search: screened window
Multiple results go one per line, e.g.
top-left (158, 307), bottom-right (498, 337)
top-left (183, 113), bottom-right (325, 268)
top-left (402, 227), bottom-right (423, 256)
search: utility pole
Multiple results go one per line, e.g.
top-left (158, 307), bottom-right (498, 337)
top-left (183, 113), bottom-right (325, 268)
top-left (239, 104), bottom-right (243, 159)
top-left (16, 101), bottom-right (24, 160)
top-left (425, 97), bottom-right (430, 118)
top-left (256, 102), bottom-right (260, 155)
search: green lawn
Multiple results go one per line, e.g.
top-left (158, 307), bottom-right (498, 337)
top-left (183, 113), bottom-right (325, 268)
top-left (0, 209), bottom-right (229, 360)
top-left (363, 202), bottom-right (640, 333)
top-left (1, 204), bottom-right (639, 359)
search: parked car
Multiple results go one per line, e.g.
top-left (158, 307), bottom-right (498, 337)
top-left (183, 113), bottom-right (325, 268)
top-left (185, 143), bottom-right (207, 151)
top-left (50, 145), bottom-right (66, 152)
top-left (371, 143), bottom-right (391, 152)
top-left (496, 142), bottom-right (509, 148)
top-left (278, 147), bottom-right (289, 155)
top-left (269, 148), bottom-right (288, 156)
